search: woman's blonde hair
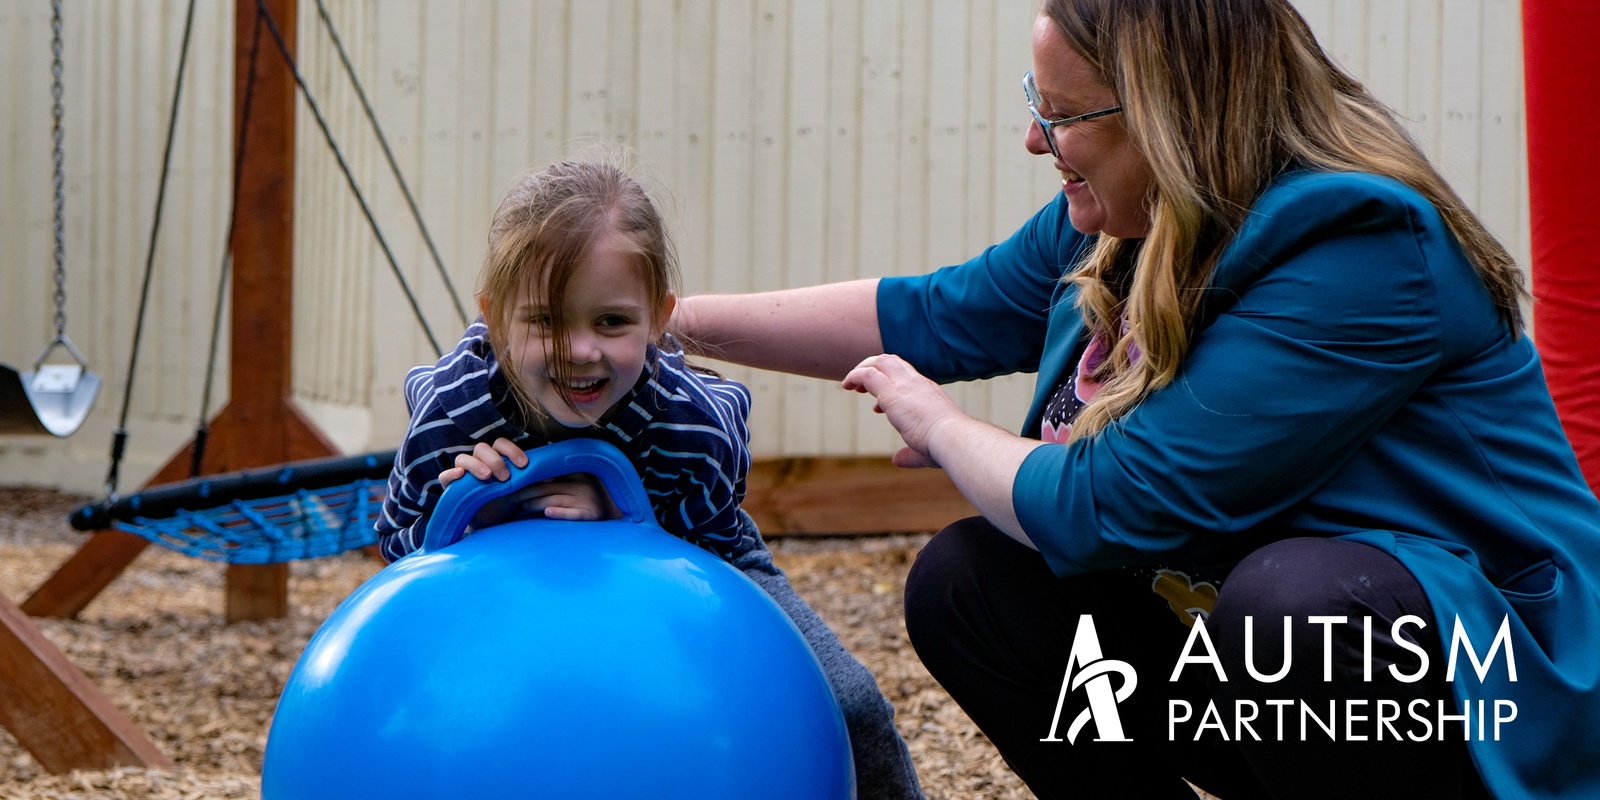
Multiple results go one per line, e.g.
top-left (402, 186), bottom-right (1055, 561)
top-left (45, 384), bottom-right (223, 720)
top-left (479, 156), bottom-right (678, 424)
top-left (1042, 0), bottom-right (1527, 440)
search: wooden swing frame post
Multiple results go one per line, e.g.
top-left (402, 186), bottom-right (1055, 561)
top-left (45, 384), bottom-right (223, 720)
top-left (22, 0), bottom-right (334, 624)
top-left (0, 591), bottom-right (173, 772)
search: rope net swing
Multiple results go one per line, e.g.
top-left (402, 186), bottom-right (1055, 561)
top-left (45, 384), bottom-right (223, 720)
top-left (71, 450), bottom-right (397, 565)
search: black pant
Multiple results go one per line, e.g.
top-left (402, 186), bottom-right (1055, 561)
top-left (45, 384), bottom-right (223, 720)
top-left (903, 518), bottom-right (1491, 800)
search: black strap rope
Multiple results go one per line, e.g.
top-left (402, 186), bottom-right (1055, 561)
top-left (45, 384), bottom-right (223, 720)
top-left (256, 0), bottom-right (443, 357)
top-left (102, 0), bottom-right (199, 502)
top-left (312, 0), bottom-right (468, 328)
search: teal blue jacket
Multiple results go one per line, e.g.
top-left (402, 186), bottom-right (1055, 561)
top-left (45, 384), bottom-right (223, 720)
top-left (879, 170), bottom-right (1600, 798)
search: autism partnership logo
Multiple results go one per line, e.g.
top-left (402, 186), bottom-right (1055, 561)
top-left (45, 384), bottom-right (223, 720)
top-left (1041, 615), bottom-right (1138, 743)
top-left (1041, 613), bottom-right (1520, 744)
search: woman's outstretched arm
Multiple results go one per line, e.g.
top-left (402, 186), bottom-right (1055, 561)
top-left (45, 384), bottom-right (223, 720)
top-left (673, 278), bottom-right (884, 380)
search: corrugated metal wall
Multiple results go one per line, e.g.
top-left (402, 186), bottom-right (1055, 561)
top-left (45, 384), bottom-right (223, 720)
top-left (0, 0), bottom-right (1531, 494)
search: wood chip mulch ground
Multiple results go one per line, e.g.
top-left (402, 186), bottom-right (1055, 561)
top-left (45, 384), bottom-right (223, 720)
top-left (0, 487), bottom-right (1034, 800)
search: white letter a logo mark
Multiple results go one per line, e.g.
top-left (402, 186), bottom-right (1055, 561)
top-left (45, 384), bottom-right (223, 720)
top-left (1042, 615), bottom-right (1139, 743)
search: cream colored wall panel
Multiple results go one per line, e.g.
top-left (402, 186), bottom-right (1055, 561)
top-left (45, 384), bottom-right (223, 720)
top-left (1405, 2), bottom-right (1446, 157)
top-left (2, 0), bottom-right (1539, 491)
top-left (698, 0), bottom-right (762, 450)
top-left (293, 0), bottom-right (379, 436)
top-left (1366, 4), bottom-right (1411, 131)
top-left (529, 1), bottom-right (572, 170)
top-left (816, 0), bottom-right (867, 455)
top-left (456, 0), bottom-right (496, 271)
top-left (851, 0), bottom-right (909, 456)
top-left (568, 1), bottom-right (612, 143)
top-left (753, 0), bottom-right (794, 455)
top-left (924, 0), bottom-right (976, 429)
top-left (2, 3), bottom-right (62, 367)
top-left (171, 0), bottom-right (234, 425)
top-left (990, 2), bottom-right (1048, 439)
top-left (962, 0), bottom-right (997, 258)
top-left (416, 0), bottom-right (469, 335)
top-left (485, 1), bottom-right (531, 194)
top-left (1478, 0), bottom-right (1529, 276)
top-left (779, 0), bottom-right (830, 456)
top-left (1440, 3), bottom-right (1486, 211)
top-left (367, 0), bottom-right (440, 445)
top-left (1295, 0), bottom-right (1334, 32)
top-left (1291, 0), bottom-right (1532, 278)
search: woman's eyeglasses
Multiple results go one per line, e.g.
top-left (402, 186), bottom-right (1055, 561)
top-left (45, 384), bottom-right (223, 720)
top-left (1023, 70), bottom-right (1122, 160)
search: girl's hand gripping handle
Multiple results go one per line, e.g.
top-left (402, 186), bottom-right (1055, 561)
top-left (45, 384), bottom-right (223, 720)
top-left (418, 439), bottom-right (651, 554)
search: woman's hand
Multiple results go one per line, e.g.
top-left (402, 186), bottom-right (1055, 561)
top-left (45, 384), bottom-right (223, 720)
top-left (843, 354), bottom-right (968, 469)
top-left (843, 353), bottom-right (1044, 547)
top-left (440, 438), bottom-right (620, 528)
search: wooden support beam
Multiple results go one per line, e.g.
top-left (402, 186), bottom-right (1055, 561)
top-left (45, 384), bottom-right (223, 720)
top-left (20, 530), bottom-right (152, 620)
top-left (223, 0), bottom-right (305, 623)
top-left (217, 406), bottom-right (338, 621)
top-left (744, 456), bottom-right (977, 535)
top-left (20, 421), bottom-right (224, 618)
top-left (0, 592), bottom-right (173, 772)
top-left (225, 563), bottom-right (292, 620)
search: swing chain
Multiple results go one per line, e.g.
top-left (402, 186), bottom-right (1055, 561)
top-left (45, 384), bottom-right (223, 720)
top-left (31, 0), bottom-right (84, 378)
top-left (50, 0), bottom-right (67, 341)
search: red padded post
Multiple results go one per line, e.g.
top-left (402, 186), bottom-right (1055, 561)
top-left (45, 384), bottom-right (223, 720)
top-left (1524, 0), bottom-right (1600, 497)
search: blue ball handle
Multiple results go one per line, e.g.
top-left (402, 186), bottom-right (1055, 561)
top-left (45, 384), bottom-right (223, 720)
top-left (417, 439), bottom-right (653, 555)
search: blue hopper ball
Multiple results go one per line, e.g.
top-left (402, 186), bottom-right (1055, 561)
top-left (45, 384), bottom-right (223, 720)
top-left (262, 439), bottom-right (855, 799)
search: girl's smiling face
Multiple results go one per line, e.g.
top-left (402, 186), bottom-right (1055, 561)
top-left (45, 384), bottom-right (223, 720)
top-left (1025, 14), bottom-right (1156, 239)
top-left (507, 232), bottom-right (672, 427)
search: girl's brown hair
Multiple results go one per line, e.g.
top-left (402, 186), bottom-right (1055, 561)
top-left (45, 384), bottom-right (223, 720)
top-left (1041, 0), bottom-right (1527, 440)
top-left (479, 157), bottom-right (679, 424)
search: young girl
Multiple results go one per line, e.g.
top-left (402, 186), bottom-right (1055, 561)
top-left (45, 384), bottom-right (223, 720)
top-left (375, 158), bottom-right (924, 800)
